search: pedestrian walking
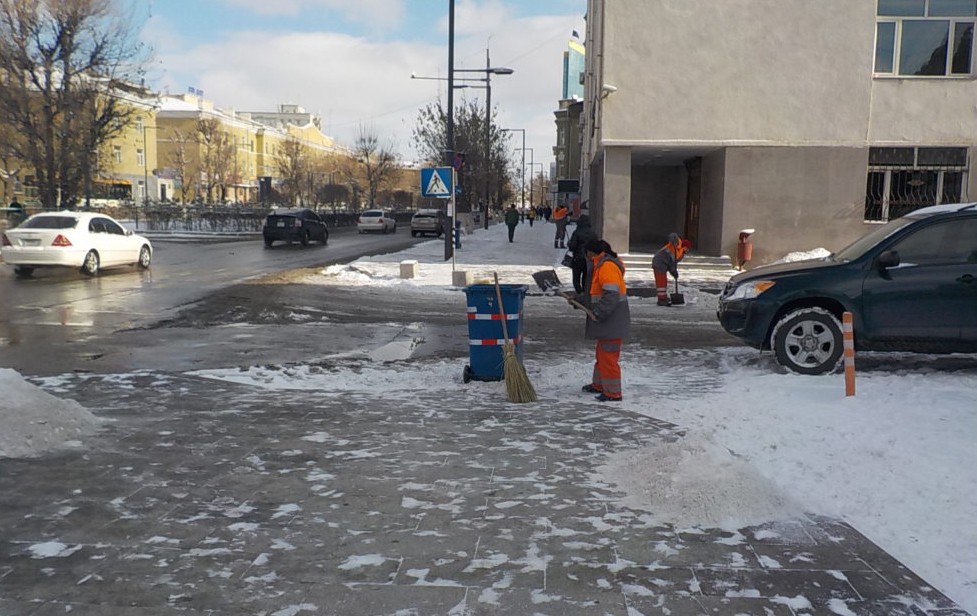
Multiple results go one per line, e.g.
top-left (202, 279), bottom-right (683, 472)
top-left (566, 214), bottom-right (598, 293)
top-left (552, 203), bottom-right (569, 248)
top-left (504, 204), bottom-right (520, 242)
top-left (571, 239), bottom-right (630, 402)
top-left (652, 233), bottom-right (689, 306)
top-left (526, 207), bottom-right (536, 227)
top-left (6, 197), bottom-right (24, 224)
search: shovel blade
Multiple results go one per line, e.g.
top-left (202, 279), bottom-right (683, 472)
top-left (670, 292), bottom-right (686, 305)
top-left (532, 269), bottom-right (563, 294)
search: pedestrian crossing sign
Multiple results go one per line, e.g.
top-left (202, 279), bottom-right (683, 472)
top-left (420, 167), bottom-right (453, 198)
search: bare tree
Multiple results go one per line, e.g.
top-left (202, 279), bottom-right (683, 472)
top-left (276, 138), bottom-right (308, 206)
top-left (353, 126), bottom-right (398, 208)
top-left (412, 98), bottom-right (512, 214)
top-left (0, 0), bottom-right (149, 209)
top-left (167, 129), bottom-right (197, 203)
top-left (196, 118), bottom-right (233, 203)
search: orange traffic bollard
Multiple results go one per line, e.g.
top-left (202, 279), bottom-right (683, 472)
top-left (843, 311), bottom-right (855, 396)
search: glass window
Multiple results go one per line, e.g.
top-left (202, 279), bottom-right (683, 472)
top-left (918, 147), bottom-right (968, 165)
top-left (876, 22), bottom-right (897, 71)
top-left (878, 0), bottom-right (925, 16)
top-left (876, 2), bottom-right (975, 75)
top-left (136, 149), bottom-right (145, 166)
top-left (951, 22), bottom-right (974, 71)
top-left (900, 20), bottom-right (950, 75)
top-left (929, 0), bottom-right (977, 16)
top-left (870, 147), bottom-right (916, 165)
top-left (866, 147), bottom-right (968, 222)
top-left (892, 221), bottom-right (960, 265)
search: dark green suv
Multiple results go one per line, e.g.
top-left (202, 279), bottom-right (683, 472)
top-left (718, 203), bottom-right (977, 374)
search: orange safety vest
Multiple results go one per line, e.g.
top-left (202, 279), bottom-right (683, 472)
top-left (663, 241), bottom-right (686, 262)
top-left (589, 252), bottom-right (627, 298)
top-left (553, 206), bottom-right (568, 221)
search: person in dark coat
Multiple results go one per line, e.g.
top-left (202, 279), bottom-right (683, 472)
top-left (566, 214), bottom-right (598, 293)
top-left (504, 204), bottom-right (520, 242)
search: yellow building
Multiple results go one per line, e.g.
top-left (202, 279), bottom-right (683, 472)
top-left (156, 95), bottom-right (347, 204)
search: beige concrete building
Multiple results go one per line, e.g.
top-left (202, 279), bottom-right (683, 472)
top-left (581, 0), bottom-right (977, 263)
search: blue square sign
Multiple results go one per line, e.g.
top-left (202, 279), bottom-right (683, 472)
top-left (420, 167), bottom-right (453, 198)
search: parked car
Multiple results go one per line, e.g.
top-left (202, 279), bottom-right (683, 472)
top-left (717, 202), bottom-right (977, 374)
top-left (410, 209), bottom-right (445, 237)
top-left (1, 211), bottom-right (152, 278)
top-left (357, 209), bottom-right (397, 234)
top-left (262, 208), bottom-right (329, 248)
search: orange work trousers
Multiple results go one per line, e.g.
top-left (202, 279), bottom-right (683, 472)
top-left (654, 270), bottom-right (669, 301)
top-left (592, 338), bottom-right (623, 398)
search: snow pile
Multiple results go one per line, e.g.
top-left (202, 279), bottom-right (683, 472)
top-left (0, 368), bottom-right (104, 458)
top-left (597, 431), bottom-right (801, 529)
top-left (773, 247), bottom-right (832, 263)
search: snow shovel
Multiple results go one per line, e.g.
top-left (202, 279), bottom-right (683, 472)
top-left (670, 278), bottom-right (685, 306)
top-left (532, 269), bottom-right (596, 320)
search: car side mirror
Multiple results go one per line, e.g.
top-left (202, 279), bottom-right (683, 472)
top-left (877, 250), bottom-right (900, 269)
top-left (125, 229), bottom-right (133, 236)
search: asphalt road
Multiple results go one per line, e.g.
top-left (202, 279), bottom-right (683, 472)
top-left (0, 226), bottom-right (427, 376)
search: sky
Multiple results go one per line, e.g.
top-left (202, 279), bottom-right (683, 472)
top-left (127, 0), bottom-right (585, 168)
top-left (4, 220), bottom-right (975, 613)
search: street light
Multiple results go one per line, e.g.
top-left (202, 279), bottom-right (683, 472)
top-left (529, 162), bottom-right (544, 210)
top-left (517, 147), bottom-right (534, 208)
top-left (501, 128), bottom-right (526, 210)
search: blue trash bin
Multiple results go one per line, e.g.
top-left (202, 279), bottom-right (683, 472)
top-left (463, 284), bottom-right (528, 382)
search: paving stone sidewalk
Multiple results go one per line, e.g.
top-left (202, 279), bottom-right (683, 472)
top-left (0, 369), bottom-right (968, 616)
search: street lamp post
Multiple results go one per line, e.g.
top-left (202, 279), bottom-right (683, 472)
top-left (501, 128), bottom-right (526, 210)
top-left (530, 162), bottom-right (544, 210)
top-left (520, 147), bottom-right (534, 208)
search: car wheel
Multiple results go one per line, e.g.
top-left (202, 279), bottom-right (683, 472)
top-left (321, 229), bottom-right (329, 245)
top-left (138, 245), bottom-right (152, 269)
top-left (771, 307), bottom-right (843, 375)
top-left (81, 250), bottom-right (100, 276)
top-left (300, 229), bottom-right (311, 247)
top-left (264, 238), bottom-right (274, 248)
top-left (13, 266), bottom-right (33, 278)
top-left (391, 223), bottom-right (397, 233)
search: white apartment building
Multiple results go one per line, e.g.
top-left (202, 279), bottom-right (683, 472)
top-left (581, 0), bottom-right (977, 264)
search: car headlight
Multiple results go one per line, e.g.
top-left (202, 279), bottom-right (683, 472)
top-left (726, 280), bottom-right (776, 301)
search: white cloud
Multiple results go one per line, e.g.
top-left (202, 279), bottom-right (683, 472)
top-left (145, 2), bottom-right (584, 166)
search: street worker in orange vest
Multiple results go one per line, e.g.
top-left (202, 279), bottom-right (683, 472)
top-left (570, 238), bottom-right (631, 402)
top-left (652, 233), bottom-right (690, 306)
top-left (552, 203), bottom-right (569, 249)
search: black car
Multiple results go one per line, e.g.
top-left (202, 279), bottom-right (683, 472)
top-left (262, 208), bottom-right (329, 248)
top-left (718, 203), bottom-right (977, 374)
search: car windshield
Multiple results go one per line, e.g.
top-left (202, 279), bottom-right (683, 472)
top-left (20, 216), bottom-right (79, 230)
top-left (832, 216), bottom-right (918, 261)
top-left (362, 210), bottom-right (383, 217)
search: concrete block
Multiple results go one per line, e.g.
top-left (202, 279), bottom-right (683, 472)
top-left (400, 260), bottom-right (419, 279)
top-left (452, 270), bottom-right (472, 287)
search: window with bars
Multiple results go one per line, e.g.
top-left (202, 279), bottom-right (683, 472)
top-left (864, 146), bottom-right (968, 221)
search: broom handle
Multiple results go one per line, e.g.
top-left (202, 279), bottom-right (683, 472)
top-left (493, 273), bottom-right (511, 342)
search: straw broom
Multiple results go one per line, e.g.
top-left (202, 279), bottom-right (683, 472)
top-left (493, 273), bottom-right (537, 403)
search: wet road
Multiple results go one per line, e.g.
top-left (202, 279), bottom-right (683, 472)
top-left (0, 227), bottom-right (425, 374)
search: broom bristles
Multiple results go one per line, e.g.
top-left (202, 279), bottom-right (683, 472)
top-left (502, 341), bottom-right (537, 403)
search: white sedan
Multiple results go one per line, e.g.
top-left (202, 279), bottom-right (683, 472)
top-left (1, 211), bottom-right (152, 277)
top-left (357, 209), bottom-right (397, 234)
